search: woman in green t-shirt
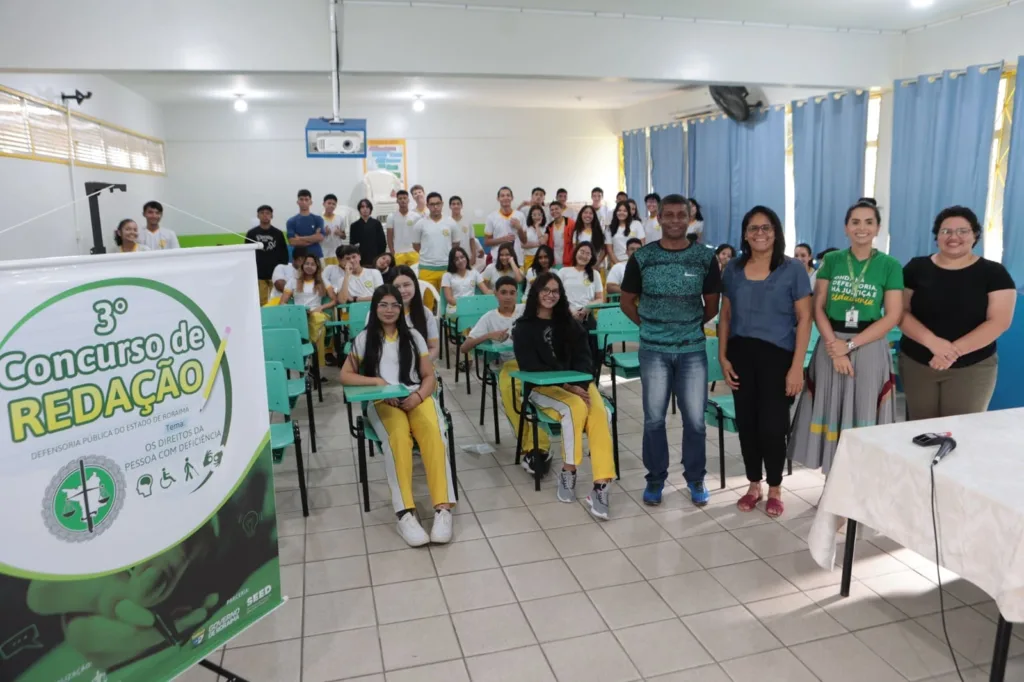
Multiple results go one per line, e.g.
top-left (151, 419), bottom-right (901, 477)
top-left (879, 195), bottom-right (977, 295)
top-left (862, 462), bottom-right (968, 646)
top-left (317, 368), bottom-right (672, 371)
top-left (788, 199), bottom-right (904, 474)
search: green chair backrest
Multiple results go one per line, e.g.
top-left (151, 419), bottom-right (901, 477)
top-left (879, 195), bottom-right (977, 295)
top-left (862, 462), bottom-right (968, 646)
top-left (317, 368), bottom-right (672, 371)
top-left (705, 337), bottom-right (726, 384)
top-left (264, 361), bottom-right (293, 415)
top-left (594, 307), bottom-right (639, 348)
top-left (261, 305), bottom-right (310, 342)
top-left (349, 301), bottom-right (372, 338)
top-left (451, 294), bottom-right (497, 332)
top-left (263, 328), bottom-right (306, 372)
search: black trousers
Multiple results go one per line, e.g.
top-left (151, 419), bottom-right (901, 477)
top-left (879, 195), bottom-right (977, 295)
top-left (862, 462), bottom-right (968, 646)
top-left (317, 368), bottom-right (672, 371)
top-left (726, 336), bottom-right (794, 487)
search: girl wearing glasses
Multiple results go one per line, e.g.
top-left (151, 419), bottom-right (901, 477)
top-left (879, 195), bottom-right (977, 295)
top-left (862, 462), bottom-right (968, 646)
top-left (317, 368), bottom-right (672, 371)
top-left (788, 199), bottom-right (903, 475)
top-left (718, 207), bottom-right (812, 517)
top-left (341, 285), bottom-right (455, 546)
top-left (512, 272), bottom-right (615, 519)
top-left (898, 206), bottom-right (1015, 419)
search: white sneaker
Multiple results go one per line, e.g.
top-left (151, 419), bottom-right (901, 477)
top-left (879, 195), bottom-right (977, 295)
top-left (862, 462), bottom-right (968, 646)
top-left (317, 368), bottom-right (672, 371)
top-left (397, 513), bottom-right (430, 547)
top-left (430, 508), bottom-right (453, 544)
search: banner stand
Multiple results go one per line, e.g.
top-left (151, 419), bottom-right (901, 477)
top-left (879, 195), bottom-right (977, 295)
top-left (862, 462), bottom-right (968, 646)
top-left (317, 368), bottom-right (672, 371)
top-left (197, 659), bottom-right (249, 682)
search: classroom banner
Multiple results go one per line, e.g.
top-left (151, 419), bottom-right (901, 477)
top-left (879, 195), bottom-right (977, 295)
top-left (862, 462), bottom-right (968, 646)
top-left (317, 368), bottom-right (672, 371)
top-left (363, 138), bottom-right (407, 187)
top-left (0, 246), bottom-right (282, 682)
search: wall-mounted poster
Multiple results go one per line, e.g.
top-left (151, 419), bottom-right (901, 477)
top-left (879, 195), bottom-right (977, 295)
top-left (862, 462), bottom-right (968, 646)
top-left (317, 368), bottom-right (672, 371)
top-left (362, 138), bottom-right (408, 188)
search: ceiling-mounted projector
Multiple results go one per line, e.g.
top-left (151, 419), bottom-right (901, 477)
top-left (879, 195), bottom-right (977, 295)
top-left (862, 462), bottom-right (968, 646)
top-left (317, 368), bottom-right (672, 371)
top-left (306, 118), bottom-right (367, 158)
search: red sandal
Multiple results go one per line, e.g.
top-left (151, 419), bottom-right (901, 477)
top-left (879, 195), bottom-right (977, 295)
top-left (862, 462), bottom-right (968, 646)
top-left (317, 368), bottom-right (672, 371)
top-left (765, 497), bottom-right (785, 518)
top-left (737, 493), bottom-right (762, 512)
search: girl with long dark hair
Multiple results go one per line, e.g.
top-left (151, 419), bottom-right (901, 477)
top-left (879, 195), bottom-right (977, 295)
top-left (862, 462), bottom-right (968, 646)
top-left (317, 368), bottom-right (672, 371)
top-left (512, 272), bottom-right (615, 519)
top-left (794, 242), bottom-right (815, 290)
top-left (441, 245), bottom-right (482, 313)
top-left (281, 254), bottom-right (335, 367)
top-left (687, 197), bottom-right (705, 242)
top-left (341, 285), bottom-right (454, 546)
top-left (572, 205), bottom-right (606, 267)
top-left (479, 242), bottom-right (523, 294)
top-left (718, 206), bottom-right (812, 517)
top-left (515, 205), bottom-right (545, 270)
top-left (524, 244), bottom-right (558, 300)
top-left (392, 265), bottom-right (440, 360)
top-left (605, 201), bottom-right (645, 265)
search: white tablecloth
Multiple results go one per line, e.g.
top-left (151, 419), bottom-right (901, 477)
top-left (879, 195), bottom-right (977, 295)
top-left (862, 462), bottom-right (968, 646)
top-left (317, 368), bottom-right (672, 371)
top-left (808, 408), bottom-right (1024, 622)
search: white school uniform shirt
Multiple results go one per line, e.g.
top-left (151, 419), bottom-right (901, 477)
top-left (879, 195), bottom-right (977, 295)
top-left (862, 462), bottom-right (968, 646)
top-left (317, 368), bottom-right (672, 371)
top-left (292, 279), bottom-right (324, 309)
top-left (484, 209), bottom-right (526, 244)
top-left (559, 267), bottom-right (603, 312)
top-left (323, 265), bottom-right (383, 300)
top-left (412, 216), bottom-right (459, 267)
top-left (606, 262), bottom-right (627, 289)
top-left (386, 210), bottom-right (421, 253)
top-left (322, 213), bottom-right (349, 257)
top-left (441, 270), bottom-right (482, 301)
top-left (351, 328), bottom-right (430, 392)
top-left (687, 220), bottom-right (704, 237)
top-left (118, 243), bottom-right (150, 253)
top-left (139, 226), bottom-right (179, 250)
top-left (481, 263), bottom-right (516, 288)
top-left (468, 305), bottom-right (524, 365)
top-left (605, 221), bottom-right (645, 262)
top-left (643, 216), bottom-right (662, 243)
top-left (268, 264), bottom-right (298, 303)
top-left (593, 205), bottom-right (613, 229)
top-left (515, 225), bottom-right (541, 264)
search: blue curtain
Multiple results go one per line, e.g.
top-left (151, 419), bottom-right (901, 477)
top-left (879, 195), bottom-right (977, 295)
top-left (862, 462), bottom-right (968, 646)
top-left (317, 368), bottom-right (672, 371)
top-left (687, 110), bottom-right (786, 247)
top-left (1003, 57), bottom-right (1024, 285)
top-left (650, 123), bottom-right (685, 197)
top-left (687, 117), bottom-right (733, 245)
top-left (792, 91), bottom-right (869, 254)
top-left (889, 63), bottom-right (1003, 264)
top-left (622, 129), bottom-right (648, 201)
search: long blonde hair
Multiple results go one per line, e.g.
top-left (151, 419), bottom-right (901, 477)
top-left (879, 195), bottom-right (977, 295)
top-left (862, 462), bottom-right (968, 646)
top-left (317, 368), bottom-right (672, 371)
top-left (296, 256), bottom-right (327, 297)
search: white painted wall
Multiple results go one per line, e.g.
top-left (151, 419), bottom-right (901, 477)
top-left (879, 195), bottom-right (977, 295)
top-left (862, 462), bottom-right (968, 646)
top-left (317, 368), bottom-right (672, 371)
top-left (162, 104), bottom-right (618, 235)
top-left (901, 4), bottom-right (1024, 76)
top-left (0, 74), bottom-right (166, 262)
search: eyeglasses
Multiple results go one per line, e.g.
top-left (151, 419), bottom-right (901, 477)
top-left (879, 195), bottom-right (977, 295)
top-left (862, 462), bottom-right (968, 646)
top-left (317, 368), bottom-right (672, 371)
top-left (938, 227), bottom-right (973, 237)
top-left (746, 224), bottom-right (773, 234)
top-left (377, 301), bottom-right (402, 310)
top-left (427, 202), bottom-right (443, 208)
top-left (540, 288), bottom-right (560, 296)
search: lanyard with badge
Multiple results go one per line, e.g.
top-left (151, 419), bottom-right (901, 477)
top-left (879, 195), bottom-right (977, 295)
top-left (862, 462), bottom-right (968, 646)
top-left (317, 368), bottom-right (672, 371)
top-left (844, 249), bottom-right (874, 329)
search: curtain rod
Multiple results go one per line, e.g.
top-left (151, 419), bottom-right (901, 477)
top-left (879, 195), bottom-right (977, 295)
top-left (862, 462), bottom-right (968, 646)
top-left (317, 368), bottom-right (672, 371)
top-left (898, 61), bottom-right (1006, 86)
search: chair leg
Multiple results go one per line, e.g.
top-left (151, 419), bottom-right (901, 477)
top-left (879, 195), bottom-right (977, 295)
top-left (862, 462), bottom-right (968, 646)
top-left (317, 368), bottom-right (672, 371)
top-left (313, 354), bottom-right (323, 403)
top-left (514, 384), bottom-right (526, 465)
top-left (464, 352), bottom-right (471, 395)
top-left (447, 413), bottom-right (458, 501)
top-left (491, 376), bottom-right (501, 445)
top-left (454, 346), bottom-right (461, 383)
top-left (305, 376), bottom-right (317, 453)
top-left (479, 365), bottom-right (487, 426)
top-left (787, 457), bottom-right (793, 476)
top-left (611, 372), bottom-right (620, 480)
top-left (717, 410), bottom-right (726, 490)
top-left (357, 426), bottom-right (370, 513)
top-left (293, 422), bottom-right (309, 517)
top-left (441, 324), bottom-right (448, 368)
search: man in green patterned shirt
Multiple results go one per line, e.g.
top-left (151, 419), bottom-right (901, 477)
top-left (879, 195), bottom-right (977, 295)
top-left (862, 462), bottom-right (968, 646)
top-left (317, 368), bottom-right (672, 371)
top-left (620, 194), bottom-right (721, 507)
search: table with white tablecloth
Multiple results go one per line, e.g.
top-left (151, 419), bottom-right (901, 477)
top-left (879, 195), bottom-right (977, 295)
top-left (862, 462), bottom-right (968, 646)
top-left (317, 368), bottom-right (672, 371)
top-left (807, 408), bottom-right (1024, 682)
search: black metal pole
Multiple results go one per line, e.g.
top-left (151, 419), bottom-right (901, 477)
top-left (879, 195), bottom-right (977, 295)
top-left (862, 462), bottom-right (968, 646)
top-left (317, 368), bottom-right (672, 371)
top-left (839, 519), bottom-right (858, 597)
top-left (989, 616), bottom-right (1013, 682)
top-left (198, 659), bottom-right (251, 682)
top-left (84, 181), bottom-right (126, 255)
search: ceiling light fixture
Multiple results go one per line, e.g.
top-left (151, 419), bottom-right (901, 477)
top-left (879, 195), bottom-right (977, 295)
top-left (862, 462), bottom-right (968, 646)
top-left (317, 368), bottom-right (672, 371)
top-left (909, 0), bottom-right (934, 8)
top-left (412, 95), bottom-right (425, 113)
top-left (233, 95), bottom-right (248, 113)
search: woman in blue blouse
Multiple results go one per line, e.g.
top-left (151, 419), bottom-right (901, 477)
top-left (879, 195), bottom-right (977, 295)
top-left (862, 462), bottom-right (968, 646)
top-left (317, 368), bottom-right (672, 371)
top-left (718, 206), bottom-right (813, 517)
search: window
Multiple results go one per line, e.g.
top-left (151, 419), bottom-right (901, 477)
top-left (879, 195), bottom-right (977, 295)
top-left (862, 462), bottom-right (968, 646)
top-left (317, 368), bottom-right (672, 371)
top-left (0, 85), bottom-right (165, 175)
top-left (983, 69), bottom-right (1014, 262)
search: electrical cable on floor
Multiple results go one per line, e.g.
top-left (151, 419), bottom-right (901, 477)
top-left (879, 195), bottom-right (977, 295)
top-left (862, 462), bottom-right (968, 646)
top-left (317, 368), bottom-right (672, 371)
top-left (931, 463), bottom-right (964, 681)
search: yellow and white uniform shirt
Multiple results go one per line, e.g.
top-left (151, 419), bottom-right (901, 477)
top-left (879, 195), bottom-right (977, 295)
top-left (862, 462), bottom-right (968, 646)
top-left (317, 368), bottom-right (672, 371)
top-left (385, 210), bottom-right (422, 253)
top-left (323, 265), bottom-right (384, 300)
top-left (292, 280), bottom-right (323, 309)
top-left (514, 225), bottom-right (540, 265)
top-left (559, 266), bottom-right (603, 312)
top-left (481, 263), bottom-right (516, 289)
top-left (413, 217), bottom-right (461, 268)
top-left (139, 226), bottom-right (179, 250)
top-left (441, 270), bottom-right (483, 301)
top-left (322, 213), bottom-right (349, 257)
top-left (484, 209), bottom-right (526, 246)
top-left (468, 306), bottom-right (524, 365)
top-left (268, 264), bottom-right (299, 303)
top-left (643, 216), bottom-right (662, 243)
top-left (605, 220), bottom-right (645, 262)
top-left (351, 328), bottom-right (430, 392)
top-left (606, 262), bottom-right (627, 290)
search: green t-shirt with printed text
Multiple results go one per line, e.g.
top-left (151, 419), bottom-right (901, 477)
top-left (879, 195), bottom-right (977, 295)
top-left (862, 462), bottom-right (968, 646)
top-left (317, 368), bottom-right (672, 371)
top-left (817, 248), bottom-right (903, 323)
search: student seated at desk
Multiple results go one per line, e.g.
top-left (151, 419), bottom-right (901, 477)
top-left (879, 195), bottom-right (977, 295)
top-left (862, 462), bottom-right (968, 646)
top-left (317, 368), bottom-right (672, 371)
top-left (512, 272), bottom-right (615, 520)
top-left (479, 243), bottom-right (523, 294)
top-left (560, 242), bottom-right (604, 370)
top-left (341, 285), bottom-right (455, 546)
top-left (324, 245), bottom-right (384, 305)
top-left (265, 246), bottom-right (307, 306)
top-left (460, 276), bottom-right (550, 472)
top-left (280, 254), bottom-right (336, 367)
top-left (441, 246), bottom-right (482, 313)
top-left (606, 238), bottom-right (642, 295)
top-left (524, 245), bottom-right (559, 301)
top-left (376, 252), bottom-right (398, 285)
top-left (394, 265), bottom-right (441, 360)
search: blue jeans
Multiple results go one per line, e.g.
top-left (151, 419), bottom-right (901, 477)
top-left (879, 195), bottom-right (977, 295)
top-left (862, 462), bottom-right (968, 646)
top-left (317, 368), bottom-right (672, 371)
top-left (639, 349), bottom-right (708, 485)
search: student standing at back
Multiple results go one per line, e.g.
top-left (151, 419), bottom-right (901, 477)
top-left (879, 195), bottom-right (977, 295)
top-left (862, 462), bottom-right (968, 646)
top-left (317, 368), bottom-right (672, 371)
top-left (246, 204), bottom-right (289, 305)
top-left (590, 187), bottom-right (612, 228)
top-left (413, 191), bottom-right (461, 309)
top-left (449, 195), bottom-right (485, 271)
top-left (321, 193), bottom-right (348, 265)
top-left (556, 188), bottom-right (577, 220)
top-left (484, 187), bottom-right (526, 250)
top-left (547, 200), bottom-right (575, 267)
top-left (643, 193), bottom-right (662, 243)
top-left (139, 201), bottom-right (179, 250)
top-left (386, 190), bottom-right (422, 267)
top-left (410, 184), bottom-right (428, 216)
top-left (286, 189), bottom-right (328, 261)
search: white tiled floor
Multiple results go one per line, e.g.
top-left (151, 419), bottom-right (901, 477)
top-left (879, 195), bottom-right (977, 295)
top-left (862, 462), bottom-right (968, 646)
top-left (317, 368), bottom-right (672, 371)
top-left (198, 361), bottom-right (1024, 682)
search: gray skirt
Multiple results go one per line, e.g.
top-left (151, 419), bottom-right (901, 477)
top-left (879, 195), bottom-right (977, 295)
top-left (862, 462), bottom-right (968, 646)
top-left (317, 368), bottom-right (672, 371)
top-left (787, 332), bottom-right (897, 474)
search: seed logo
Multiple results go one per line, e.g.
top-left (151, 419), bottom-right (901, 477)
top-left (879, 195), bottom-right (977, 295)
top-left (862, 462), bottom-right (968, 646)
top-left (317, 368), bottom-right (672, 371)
top-left (43, 456), bottom-right (126, 542)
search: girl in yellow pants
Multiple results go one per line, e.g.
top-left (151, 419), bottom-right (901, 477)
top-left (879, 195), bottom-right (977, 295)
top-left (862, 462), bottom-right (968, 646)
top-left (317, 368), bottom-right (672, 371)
top-left (281, 254), bottom-right (334, 366)
top-left (341, 284), bottom-right (455, 547)
top-left (511, 271), bottom-right (615, 520)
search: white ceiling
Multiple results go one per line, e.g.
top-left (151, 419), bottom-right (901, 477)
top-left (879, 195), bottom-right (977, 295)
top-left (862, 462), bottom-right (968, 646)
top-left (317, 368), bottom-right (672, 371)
top-left (108, 73), bottom-right (690, 109)
top-left (442, 0), bottom-right (1004, 31)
